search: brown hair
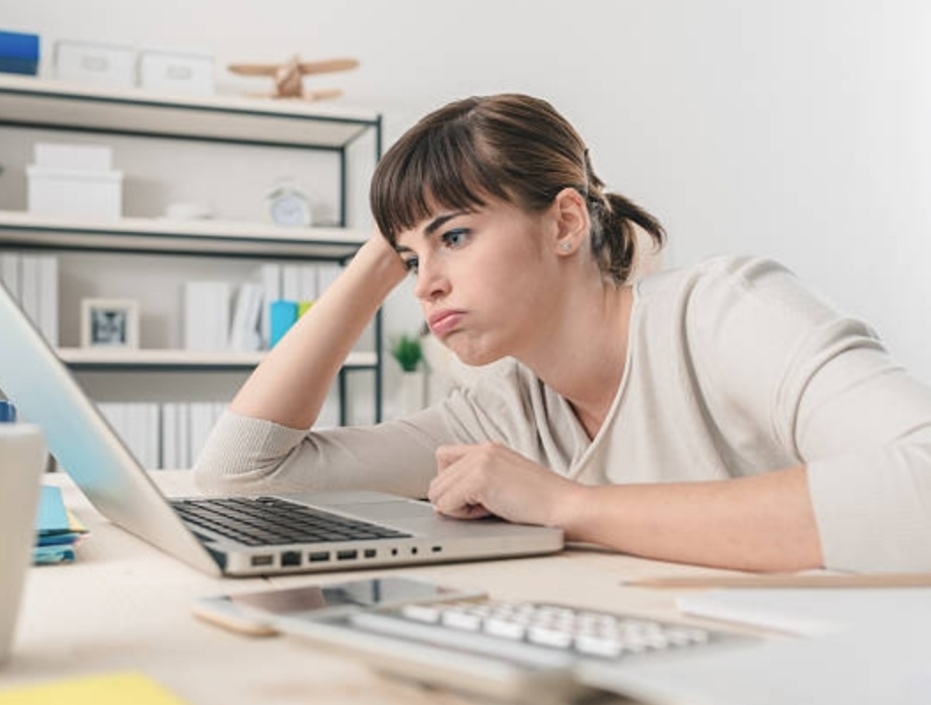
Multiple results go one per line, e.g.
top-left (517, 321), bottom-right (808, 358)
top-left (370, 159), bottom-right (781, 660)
top-left (370, 93), bottom-right (665, 284)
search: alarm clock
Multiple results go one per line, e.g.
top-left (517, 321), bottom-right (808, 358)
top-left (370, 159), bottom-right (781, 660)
top-left (266, 181), bottom-right (312, 227)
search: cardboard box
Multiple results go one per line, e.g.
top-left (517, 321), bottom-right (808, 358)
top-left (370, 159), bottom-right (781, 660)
top-left (27, 166), bottom-right (123, 220)
top-left (54, 40), bottom-right (135, 89)
top-left (0, 30), bottom-right (39, 75)
top-left (138, 49), bottom-right (214, 96)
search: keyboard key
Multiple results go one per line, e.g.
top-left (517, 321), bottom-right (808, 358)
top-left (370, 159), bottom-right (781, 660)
top-left (171, 497), bottom-right (412, 546)
top-left (352, 600), bottom-right (719, 663)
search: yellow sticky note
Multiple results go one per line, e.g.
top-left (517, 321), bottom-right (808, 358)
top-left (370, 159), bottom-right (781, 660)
top-left (0, 672), bottom-right (189, 705)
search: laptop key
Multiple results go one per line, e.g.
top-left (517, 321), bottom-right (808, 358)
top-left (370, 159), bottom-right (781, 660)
top-left (172, 496), bottom-right (413, 547)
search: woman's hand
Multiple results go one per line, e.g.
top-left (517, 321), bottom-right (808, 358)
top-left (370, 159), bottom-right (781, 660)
top-left (427, 443), bottom-right (584, 526)
top-left (355, 228), bottom-right (409, 283)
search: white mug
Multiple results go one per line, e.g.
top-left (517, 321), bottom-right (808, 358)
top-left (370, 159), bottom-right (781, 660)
top-left (0, 423), bottom-right (46, 665)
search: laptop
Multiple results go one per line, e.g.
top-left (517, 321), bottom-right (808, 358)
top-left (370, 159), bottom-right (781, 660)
top-left (0, 281), bottom-right (563, 577)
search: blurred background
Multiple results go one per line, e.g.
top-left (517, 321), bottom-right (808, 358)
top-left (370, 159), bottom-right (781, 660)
top-left (4, 0), bottom-right (931, 394)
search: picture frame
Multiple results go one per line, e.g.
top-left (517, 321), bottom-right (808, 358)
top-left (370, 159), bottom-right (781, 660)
top-left (80, 298), bottom-right (139, 349)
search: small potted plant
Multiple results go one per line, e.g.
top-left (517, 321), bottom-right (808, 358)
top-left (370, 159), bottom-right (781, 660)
top-left (390, 333), bottom-right (426, 415)
top-left (389, 333), bottom-right (423, 373)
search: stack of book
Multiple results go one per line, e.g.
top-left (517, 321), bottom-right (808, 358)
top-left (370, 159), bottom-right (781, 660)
top-left (34, 485), bottom-right (88, 565)
top-left (182, 261), bottom-right (344, 352)
top-left (0, 251), bottom-right (58, 345)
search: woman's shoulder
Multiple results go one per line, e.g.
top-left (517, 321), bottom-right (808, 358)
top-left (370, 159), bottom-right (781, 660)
top-left (637, 254), bottom-right (830, 315)
top-left (638, 254), bottom-right (795, 292)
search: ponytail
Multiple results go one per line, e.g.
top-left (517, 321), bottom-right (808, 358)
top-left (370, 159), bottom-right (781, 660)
top-left (589, 191), bottom-right (665, 284)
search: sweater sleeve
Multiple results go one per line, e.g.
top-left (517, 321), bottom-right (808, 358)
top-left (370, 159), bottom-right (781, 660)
top-left (692, 257), bottom-right (931, 572)
top-left (193, 407), bottom-right (460, 498)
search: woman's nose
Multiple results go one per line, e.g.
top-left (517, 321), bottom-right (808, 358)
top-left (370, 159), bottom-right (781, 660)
top-left (412, 257), bottom-right (449, 301)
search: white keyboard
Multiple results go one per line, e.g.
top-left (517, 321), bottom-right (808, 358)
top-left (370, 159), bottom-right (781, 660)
top-left (276, 599), bottom-right (751, 704)
top-left (349, 599), bottom-right (722, 665)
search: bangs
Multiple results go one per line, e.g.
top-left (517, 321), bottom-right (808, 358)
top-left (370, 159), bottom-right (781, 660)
top-left (370, 109), bottom-right (510, 243)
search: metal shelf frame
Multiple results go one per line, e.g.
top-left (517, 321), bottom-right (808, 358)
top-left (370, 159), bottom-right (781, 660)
top-left (0, 75), bottom-right (384, 423)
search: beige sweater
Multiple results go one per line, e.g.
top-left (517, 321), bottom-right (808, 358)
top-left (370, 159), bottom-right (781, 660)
top-left (195, 256), bottom-right (931, 572)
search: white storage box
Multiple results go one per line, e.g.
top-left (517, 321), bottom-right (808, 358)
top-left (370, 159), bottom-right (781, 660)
top-left (54, 40), bottom-right (136, 89)
top-left (34, 142), bottom-right (113, 172)
top-left (27, 166), bottom-right (123, 220)
top-left (138, 49), bottom-right (214, 96)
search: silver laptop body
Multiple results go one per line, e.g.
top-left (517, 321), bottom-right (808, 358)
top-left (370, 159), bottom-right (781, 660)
top-left (0, 281), bottom-right (563, 577)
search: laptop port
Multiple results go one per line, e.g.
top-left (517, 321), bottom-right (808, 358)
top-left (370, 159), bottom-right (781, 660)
top-left (280, 550), bottom-right (302, 567)
top-left (336, 549), bottom-right (358, 561)
top-left (411, 547), bottom-right (418, 555)
top-left (363, 549), bottom-right (376, 558)
top-left (308, 551), bottom-right (330, 562)
top-left (250, 554), bottom-right (274, 567)
top-left (431, 546), bottom-right (442, 553)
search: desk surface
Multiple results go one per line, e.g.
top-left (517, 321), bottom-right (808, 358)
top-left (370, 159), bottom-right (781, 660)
top-left (1, 472), bottom-right (752, 704)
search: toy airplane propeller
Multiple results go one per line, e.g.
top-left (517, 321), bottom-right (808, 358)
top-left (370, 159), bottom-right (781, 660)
top-left (227, 54), bottom-right (359, 101)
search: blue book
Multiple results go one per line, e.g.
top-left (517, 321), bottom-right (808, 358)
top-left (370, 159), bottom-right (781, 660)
top-left (35, 485), bottom-right (70, 537)
top-left (269, 300), bottom-right (299, 348)
top-left (33, 485), bottom-right (86, 564)
top-left (0, 30), bottom-right (40, 75)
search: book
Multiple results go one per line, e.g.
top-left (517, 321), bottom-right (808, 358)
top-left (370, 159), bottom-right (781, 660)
top-left (258, 263), bottom-right (282, 348)
top-left (183, 281), bottom-right (231, 351)
top-left (228, 282), bottom-right (263, 351)
top-left (0, 252), bottom-right (20, 300)
top-left (33, 485), bottom-right (88, 565)
top-left (37, 254), bottom-right (58, 346)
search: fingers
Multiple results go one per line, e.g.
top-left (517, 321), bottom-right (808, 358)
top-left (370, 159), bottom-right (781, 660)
top-left (435, 444), bottom-right (470, 472)
top-left (429, 445), bottom-right (490, 519)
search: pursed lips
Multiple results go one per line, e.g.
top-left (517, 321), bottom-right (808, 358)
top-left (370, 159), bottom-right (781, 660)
top-left (427, 310), bottom-right (464, 337)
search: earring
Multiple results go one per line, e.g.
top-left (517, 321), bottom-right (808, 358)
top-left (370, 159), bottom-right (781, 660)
top-left (560, 241), bottom-right (572, 252)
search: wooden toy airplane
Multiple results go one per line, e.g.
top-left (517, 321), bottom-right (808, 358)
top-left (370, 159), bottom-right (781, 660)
top-left (227, 54), bottom-right (359, 101)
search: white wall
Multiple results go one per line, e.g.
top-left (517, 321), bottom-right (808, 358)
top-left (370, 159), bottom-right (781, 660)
top-left (5, 0), bottom-right (931, 387)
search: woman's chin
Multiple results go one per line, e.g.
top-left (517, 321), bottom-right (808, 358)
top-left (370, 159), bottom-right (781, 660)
top-left (450, 348), bottom-right (504, 369)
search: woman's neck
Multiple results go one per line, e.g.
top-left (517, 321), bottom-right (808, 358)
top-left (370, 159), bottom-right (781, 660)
top-left (522, 282), bottom-right (634, 440)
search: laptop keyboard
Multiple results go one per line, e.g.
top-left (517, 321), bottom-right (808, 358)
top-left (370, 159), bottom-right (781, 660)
top-left (171, 496), bottom-right (412, 546)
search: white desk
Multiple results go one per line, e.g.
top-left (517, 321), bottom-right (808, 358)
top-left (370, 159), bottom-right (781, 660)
top-left (0, 472), bottom-right (749, 704)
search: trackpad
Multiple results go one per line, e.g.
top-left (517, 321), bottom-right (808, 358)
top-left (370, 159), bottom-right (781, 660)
top-left (344, 500), bottom-right (436, 521)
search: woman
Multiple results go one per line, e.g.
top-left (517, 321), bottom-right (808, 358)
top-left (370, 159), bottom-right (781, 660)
top-left (195, 94), bottom-right (931, 573)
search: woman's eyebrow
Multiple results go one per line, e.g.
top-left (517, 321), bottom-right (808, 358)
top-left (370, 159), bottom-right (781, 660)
top-left (423, 212), bottom-right (465, 236)
top-left (395, 211), bottom-right (469, 253)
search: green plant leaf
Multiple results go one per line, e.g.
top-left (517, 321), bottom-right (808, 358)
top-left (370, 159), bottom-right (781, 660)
top-left (389, 333), bottom-right (423, 372)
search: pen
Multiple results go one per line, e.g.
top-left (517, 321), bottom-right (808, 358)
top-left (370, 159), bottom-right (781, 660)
top-left (621, 572), bottom-right (931, 589)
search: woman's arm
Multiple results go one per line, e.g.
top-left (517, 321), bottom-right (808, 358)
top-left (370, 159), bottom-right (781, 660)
top-left (558, 467), bottom-right (822, 572)
top-left (428, 443), bottom-right (822, 572)
top-left (231, 233), bottom-right (407, 429)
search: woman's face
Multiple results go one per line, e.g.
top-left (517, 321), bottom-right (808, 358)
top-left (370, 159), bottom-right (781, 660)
top-left (395, 198), bottom-right (565, 367)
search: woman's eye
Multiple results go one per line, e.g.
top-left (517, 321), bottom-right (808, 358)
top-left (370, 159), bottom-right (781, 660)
top-left (441, 228), bottom-right (469, 248)
top-left (403, 257), bottom-right (419, 275)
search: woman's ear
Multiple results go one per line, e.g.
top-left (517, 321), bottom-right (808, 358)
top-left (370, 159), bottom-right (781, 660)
top-left (551, 187), bottom-right (589, 255)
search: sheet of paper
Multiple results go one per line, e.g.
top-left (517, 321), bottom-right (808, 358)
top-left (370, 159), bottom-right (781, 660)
top-left (677, 587), bottom-right (931, 636)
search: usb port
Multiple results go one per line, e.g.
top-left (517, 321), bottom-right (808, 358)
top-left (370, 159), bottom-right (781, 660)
top-left (431, 546), bottom-right (442, 553)
top-left (337, 549), bottom-right (358, 561)
top-left (280, 550), bottom-right (302, 567)
top-left (308, 551), bottom-right (330, 562)
top-left (363, 549), bottom-right (377, 558)
top-left (250, 554), bottom-right (274, 567)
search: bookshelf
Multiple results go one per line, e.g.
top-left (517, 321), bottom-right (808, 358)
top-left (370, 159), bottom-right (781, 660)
top-left (0, 74), bottom-right (384, 437)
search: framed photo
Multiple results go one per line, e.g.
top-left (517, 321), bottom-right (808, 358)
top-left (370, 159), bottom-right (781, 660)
top-left (80, 298), bottom-right (140, 349)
